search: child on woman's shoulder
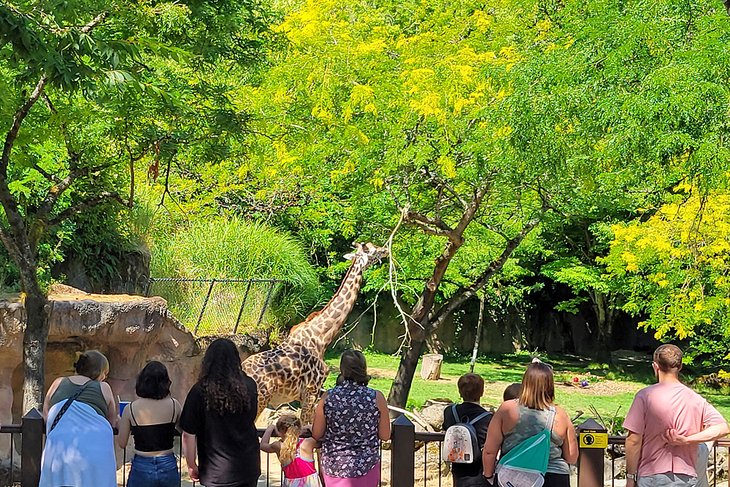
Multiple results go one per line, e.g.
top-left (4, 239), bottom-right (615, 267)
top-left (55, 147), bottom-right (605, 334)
top-left (261, 414), bottom-right (322, 487)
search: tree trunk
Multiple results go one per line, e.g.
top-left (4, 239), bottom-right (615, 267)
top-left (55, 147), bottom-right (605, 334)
top-left (470, 295), bottom-right (485, 373)
top-left (593, 291), bottom-right (613, 364)
top-left (386, 213), bottom-right (540, 409)
top-left (388, 339), bottom-right (425, 409)
top-left (387, 238), bottom-right (462, 408)
top-left (22, 286), bottom-right (50, 413)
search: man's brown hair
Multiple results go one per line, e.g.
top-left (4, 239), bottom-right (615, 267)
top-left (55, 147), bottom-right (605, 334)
top-left (653, 344), bottom-right (683, 372)
top-left (458, 373), bottom-right (484, 402)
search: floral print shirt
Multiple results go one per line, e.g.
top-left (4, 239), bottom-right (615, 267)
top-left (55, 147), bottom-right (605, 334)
top-left (321, 380), bottom-right (380, 477)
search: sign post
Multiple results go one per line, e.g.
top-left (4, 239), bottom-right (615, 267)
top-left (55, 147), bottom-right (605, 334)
top-left (577, 418), bottom-right (608, 487)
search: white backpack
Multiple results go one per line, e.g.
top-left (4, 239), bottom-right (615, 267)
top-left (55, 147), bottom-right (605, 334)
top-left (442, 405), bottom-right (491, 464)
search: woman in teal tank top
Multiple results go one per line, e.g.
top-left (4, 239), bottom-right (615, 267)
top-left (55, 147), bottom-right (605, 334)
top-left (482, 360), bottom-right (578, 487)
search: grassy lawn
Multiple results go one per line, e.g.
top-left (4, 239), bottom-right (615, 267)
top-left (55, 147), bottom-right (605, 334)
top-left (323, 350), bottom-right (730, 432)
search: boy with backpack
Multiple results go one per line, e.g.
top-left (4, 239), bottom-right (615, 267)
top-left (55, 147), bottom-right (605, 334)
top-left (443, 373), bottom-right (493, 487)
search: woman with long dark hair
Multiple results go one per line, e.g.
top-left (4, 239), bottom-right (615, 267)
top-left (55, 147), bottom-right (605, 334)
top-left (482, 359), bottom-right (578, 487)
top-left (312, 349), bottom-right (390, 487)
top-left (117, 361), bottom-right (181, 487)
top-left (180, 338), bottom-right (260, 487)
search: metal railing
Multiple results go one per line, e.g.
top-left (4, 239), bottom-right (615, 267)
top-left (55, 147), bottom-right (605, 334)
top-left (0, 410), bottom-right (291, 487)
top-left (5, 412), bottom-right (729, 487)
top-left (145, 278), bottom-right (283, 335)
top-left (388, 417), bottom-right (730, 487)
top-left (0, 409), bottom-right (43, 487)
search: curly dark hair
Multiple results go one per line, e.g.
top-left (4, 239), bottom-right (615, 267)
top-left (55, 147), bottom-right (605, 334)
top-left (199, 338), bottom-right (252, 414)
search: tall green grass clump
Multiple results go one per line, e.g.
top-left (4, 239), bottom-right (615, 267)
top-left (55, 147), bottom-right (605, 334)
top-left (151, 217), bottom-right (321, 334)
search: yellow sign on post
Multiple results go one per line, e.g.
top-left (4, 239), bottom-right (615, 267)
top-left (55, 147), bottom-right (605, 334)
top-left (579, 431), bottom-right (608, 449)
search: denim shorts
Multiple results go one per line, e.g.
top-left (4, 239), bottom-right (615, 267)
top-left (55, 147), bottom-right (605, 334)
top-left (128, 453), bottom-right (180, 487)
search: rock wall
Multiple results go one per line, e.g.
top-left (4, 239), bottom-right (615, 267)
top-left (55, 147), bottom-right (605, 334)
top-left (339, 294), bottom-right (656, 356)
top-left (0, 285), bottom-right (202, 461)
top-left (52, 248), bottom-right (151, 295)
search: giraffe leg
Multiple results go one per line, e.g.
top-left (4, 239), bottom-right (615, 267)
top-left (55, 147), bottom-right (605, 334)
top-left (255, 383), bottom-right (271, 421)
top-left (300, 383), bottom-right (321, 425)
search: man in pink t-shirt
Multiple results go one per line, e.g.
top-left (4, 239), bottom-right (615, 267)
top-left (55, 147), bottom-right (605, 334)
top-left (624, 344), bottom-right (729, 487)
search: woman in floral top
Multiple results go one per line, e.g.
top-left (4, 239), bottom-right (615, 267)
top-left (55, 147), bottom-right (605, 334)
top-left (312, 350), bottom-right (391, 486)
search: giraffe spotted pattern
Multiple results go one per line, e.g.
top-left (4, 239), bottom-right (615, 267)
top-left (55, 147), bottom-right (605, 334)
top-left (242, 243), bottom-right (388, 424)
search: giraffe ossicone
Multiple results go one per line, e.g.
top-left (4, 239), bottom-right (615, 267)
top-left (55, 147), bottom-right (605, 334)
top-left (243, 242), bottom-right (388, 424)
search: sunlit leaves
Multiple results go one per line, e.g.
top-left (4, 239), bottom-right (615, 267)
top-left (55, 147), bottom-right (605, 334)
top-left (604, 190), bottom-right (730, 344)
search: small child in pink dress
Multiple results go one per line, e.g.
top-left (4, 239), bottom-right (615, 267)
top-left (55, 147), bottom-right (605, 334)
top-left (261, 415), bottom-right (322, 487)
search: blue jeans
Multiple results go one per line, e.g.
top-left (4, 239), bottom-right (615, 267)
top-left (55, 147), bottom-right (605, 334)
top-left (128, 453), bottom-right (180, 487)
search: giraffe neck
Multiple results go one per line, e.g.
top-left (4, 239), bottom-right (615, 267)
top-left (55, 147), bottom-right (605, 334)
top-left (287, 258), bottom-right (366, 356)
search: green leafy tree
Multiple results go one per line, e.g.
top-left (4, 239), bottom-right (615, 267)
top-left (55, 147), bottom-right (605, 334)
top-left (0, 0), bottom-right (271, 411)
top-left (497, 0), bottom-right (730, 360)
top-left (133, 0), bottom-right (730, 406)
top-left (215, 0), bottom-right (572, 407)
top-left (603, 188), bottom-right (730, 366)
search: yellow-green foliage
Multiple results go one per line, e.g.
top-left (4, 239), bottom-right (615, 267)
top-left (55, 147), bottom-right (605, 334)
top-left (604, 188), bottom-right (730, 352)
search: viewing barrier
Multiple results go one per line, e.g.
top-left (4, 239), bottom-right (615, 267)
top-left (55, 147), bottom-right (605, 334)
top-left (3, 413), bottom-right (729, 486)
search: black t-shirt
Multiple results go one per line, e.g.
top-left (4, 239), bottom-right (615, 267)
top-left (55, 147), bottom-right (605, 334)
top-left (443, 402), bottom-right (493, 481)
top-left (179, 378), bottom-right (260, 487)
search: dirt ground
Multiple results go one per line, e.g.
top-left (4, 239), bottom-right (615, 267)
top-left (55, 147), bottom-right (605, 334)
top-left (555, 379), bottom-right (643, 396)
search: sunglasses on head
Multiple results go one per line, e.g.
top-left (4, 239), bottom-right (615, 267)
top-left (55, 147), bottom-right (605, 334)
top-left (531, 357), bottom-right (553, 370)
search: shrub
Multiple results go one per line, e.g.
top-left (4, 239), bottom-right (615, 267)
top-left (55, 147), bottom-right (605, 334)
top-left (150, 216), bottom-right (321, 334)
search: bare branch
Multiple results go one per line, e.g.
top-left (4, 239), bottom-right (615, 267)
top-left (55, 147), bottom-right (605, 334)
top-left (453, 179), bottom-right (491, 236)
top-left (472, 219), bottom-right (509, 240)
top-left (28, 162), bottom-right (58, 183)
top-left (403, 210), bottom-right (454, 238)
top-left (80, 12), bottom-right (107, 33)
top-left (42, 92), bottom-right (81, 173)
top-left (420, 166), bottom-right (468, 208)
top-left (428, 215), bottom-right (542, 332)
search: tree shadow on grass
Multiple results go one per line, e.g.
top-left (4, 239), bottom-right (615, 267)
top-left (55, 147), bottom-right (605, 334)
top-left (469, 351), bottom-right (656, 385)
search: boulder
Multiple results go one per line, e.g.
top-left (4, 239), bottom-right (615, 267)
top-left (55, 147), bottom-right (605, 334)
top-left (420, 400), bottom-right (453, 431)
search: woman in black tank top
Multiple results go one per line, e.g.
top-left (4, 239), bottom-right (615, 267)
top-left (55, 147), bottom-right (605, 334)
top-left (117, 361), bottom-right (182, 487)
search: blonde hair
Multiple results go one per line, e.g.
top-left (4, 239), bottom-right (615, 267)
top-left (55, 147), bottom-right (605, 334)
top-left (276, 414), bottom-right (302, 465)
top-left (519, 361), bottom-right (554, 410)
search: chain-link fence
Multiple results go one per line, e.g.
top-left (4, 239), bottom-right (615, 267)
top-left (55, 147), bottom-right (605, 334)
top-left (145, 278), bottom-right (283, 336)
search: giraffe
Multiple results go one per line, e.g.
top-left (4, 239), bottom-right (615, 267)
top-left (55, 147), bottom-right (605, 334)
top-left (242, 242), bottom-right (387, 423)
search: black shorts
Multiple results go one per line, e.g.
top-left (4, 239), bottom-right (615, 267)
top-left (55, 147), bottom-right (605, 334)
top-left (544, 473), bottom-right (571, 487)
top-left (454, 474), bottom-right (490, 487)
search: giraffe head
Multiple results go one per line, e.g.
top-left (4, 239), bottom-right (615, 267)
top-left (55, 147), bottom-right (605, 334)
top-left (343, 242), bottom-right (388, 269)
